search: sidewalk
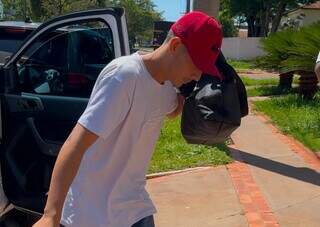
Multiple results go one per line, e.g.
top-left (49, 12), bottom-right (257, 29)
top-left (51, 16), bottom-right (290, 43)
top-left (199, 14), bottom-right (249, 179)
top-left (146, 108), bottom-right (320, 227)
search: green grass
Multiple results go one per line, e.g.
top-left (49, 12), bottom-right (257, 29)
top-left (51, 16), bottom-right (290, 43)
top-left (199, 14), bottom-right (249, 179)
top-left (241, 77), bottom-right (279, 86)
top-left (241, 76), bottom-right (300, 87)
top-left (149, 117), bottom-right (232, 173)
top-left (228, 60), bottom-right (254, 70)
top-left (246, 86), bottom-right (299, 97)
top-left (254, 93), bottom-right (320, 152)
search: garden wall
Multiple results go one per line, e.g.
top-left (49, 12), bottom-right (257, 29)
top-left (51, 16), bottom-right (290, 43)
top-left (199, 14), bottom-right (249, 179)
top-left (222, 37), bottom-right (264, 60)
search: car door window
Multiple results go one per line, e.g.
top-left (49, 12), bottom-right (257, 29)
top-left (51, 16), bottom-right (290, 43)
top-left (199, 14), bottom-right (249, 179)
top-left (16, 20), bottom-right (115, 98)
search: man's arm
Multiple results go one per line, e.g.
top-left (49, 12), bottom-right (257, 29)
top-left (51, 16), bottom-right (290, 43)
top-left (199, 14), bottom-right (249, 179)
top-left (167, 94), bottom-right (184, 119)
top-left (33, 123), bottom-right (98, 227)
top-left (315, 62), bottom-right (320, 82)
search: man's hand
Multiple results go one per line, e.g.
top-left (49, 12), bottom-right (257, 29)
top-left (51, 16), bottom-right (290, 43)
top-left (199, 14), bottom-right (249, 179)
top-left (32, 215), bottom-right (59, 227)
top-left (167, 94), bottom-right (185, 119)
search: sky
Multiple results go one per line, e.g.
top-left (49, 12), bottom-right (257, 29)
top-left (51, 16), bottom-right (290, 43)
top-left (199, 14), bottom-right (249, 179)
top-left (153, 0), bottom-right (188, 22)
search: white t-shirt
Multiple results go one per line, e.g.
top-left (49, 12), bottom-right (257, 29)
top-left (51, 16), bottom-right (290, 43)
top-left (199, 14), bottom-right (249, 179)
top-left (61, 53), bottom-right (177, 227)
top-left (317, 52), bottom-right (320, 63)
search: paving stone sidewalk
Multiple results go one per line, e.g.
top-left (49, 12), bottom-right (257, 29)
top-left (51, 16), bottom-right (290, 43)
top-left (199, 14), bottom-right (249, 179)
top-left (146, 107), bottom-right (320, 227)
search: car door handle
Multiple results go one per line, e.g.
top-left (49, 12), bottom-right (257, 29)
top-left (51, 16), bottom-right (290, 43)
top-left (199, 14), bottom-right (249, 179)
top-left (21, 94), bottom-right (44, 112)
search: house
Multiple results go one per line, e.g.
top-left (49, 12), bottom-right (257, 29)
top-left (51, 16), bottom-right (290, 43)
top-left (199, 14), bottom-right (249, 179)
top-left (281, 1), bottom-right (320, 28)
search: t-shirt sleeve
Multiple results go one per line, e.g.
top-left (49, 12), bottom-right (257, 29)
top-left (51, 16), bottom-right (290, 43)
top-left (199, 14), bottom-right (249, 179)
top-left (165, 82), bottom-right (178, 114)
top-left (78, 71), bottom-right (135, 139)
top-left (317, 52), bottom-right (320, 63)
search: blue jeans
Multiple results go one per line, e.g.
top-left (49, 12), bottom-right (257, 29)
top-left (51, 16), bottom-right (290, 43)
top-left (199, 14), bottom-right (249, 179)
top-left (131, 215), bottom-right (155, 227)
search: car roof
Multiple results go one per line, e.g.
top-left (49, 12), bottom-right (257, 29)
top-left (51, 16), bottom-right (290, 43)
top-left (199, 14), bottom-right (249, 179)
top-left (0, 21), bottom-right (41, 30)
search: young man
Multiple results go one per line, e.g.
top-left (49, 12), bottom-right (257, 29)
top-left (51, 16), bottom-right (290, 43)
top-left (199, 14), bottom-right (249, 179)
top-left (315, 52), bottom-right (320, 81)
top-left (33, 11), bottom-right (222, 227)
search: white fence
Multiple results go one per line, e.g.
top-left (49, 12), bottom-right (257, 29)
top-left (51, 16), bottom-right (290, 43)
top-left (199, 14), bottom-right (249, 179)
top-left (221, 37), bottom-right (265, 60)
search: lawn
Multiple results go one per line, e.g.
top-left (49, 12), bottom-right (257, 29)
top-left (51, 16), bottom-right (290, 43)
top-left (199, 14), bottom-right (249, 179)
top-left (246, 86), bottom-right (299, 97)
top-left (241, 77), bottom-right (279, 86)
top-left (149, 117), bottom-right (232, 173)
top-left (228, 59), bottom-right (254, 70)
top-left (253, 93), bottom-right (320, 152)
top-left (241, 76), bottom-right (299, 86)
top-left (242, 75), bottom-right (302, 97)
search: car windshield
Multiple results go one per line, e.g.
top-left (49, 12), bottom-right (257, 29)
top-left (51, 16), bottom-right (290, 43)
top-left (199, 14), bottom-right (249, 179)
top-left (0, 27), bottom-right (34, 63)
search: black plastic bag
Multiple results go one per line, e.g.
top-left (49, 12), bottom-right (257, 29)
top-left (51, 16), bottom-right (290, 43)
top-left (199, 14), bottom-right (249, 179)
top-left (180, 53), bottom-right (248, 145)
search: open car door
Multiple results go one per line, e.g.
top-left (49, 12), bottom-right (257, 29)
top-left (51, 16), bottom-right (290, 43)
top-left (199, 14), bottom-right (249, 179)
top-left (0, 8), bottom-right (129, 217)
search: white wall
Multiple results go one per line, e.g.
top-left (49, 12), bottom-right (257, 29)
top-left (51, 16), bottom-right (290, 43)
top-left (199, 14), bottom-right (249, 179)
top-left (281, 9), bottom-right (320, 28)
top-left (301, 9), bottom-right (320, 26)
top-left (221, 37), bottom-right (264, 60)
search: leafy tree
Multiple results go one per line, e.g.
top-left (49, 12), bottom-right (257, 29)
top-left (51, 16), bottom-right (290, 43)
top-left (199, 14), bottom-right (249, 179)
top-left (256, 22), bottom-right (320, 98)
top-left (229, 0), bottom-right (316, 37)
top-left (110, 0), bottom-right (163, 47)
top-left (3, 0), bottom-right (162, 47)
top-left (29, 0), bottom-right (43, 21)
top-left (40, 0), bottom-right (162, 46)
top-left (219, 0), bottom-right (238, 37)
top-left (2, 0), bottom-right (32, 20)
top-left (41, 0), bottom-right (71, 19)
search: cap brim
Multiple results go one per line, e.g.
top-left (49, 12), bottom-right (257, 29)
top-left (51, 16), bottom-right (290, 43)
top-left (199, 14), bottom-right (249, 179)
top-left (205, 65), bottom-right (221, 79)
top-left (187, 45), bottom-right (222, 79)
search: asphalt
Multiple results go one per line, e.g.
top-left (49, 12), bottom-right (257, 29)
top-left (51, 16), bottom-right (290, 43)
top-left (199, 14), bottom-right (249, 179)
top-left (146, 107), bottom-right (320, 227)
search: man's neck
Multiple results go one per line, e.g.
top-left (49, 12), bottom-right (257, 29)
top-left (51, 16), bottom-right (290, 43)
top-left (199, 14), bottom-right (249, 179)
top-left (140, 49), bottom-right (168, 85)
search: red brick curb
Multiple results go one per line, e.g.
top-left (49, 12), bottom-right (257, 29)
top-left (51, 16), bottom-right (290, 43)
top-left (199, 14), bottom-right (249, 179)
top-left (227, 145), bottom-right (280, 227)
top-left (255, 113), bottom-right (320, 171)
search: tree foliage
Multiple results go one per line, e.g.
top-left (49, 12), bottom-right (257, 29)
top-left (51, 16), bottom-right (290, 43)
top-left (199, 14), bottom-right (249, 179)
top-left (219, 0), bottom-right (238, 37)
top-left (2, 0), bottom-right (162, 46)
top-left (256, 22), bottom-right (320, 73)
top-left (2, 0), bottom-right (32, 20)
top-left (110, 0), bottom-right (163, 46)
top-left (229, 0), bottom-right (316, 37)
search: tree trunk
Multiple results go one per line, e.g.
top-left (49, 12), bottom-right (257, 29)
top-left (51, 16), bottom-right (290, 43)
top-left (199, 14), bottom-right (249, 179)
top-left (247, 15), bottom-right (256, 37)
top-left (97, 0), bottom-right (106, 7)
top-left (278, 72), bottom-right (293, 89)
top-left (262, 3), bottom-right (271, 37)
top-left (30, 0), bottom-right (43, 20)
top-left (259, 10), bottom-right (266, 37)
top-left (59, 0), bottom-right (63, 15)
top-left (271, 2), bottom-right (287, 33)
top-left (298, 73), bottom-right (319, 99)
top-left (255, 16), bottom-right (261, 37)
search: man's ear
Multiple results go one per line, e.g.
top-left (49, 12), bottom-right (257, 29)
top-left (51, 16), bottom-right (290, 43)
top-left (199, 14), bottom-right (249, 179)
top-left (168, 37), bottom-right (182, 53)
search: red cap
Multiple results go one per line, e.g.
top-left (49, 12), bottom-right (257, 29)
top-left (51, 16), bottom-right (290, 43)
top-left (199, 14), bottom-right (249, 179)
top-left (171, 11), bottom-right (222, 78)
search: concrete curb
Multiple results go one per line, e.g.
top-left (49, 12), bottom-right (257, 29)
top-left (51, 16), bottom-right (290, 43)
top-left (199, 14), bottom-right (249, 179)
top-left (146, 166), bottom-right (214, 179)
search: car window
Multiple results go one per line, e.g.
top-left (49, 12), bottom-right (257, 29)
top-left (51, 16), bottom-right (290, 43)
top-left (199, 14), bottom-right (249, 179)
top-left (0, 27), bottom-right (33, 63)
top-left (16, 20), bottom-right (115, 98)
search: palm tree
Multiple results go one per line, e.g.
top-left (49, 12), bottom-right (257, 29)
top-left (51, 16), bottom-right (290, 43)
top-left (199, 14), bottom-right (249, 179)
top-left (256, 22), bottom-right (320, 99)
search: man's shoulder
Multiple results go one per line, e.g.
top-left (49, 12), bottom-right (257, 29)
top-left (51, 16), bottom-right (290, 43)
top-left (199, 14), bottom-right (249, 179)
top-left (99, 54), bottom-right (141, 83)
